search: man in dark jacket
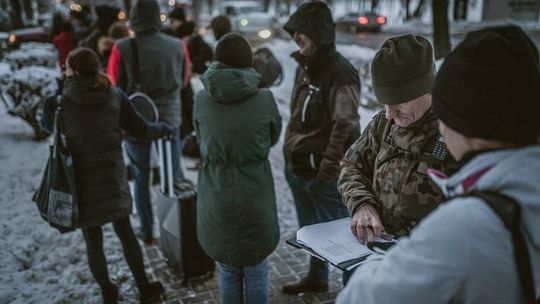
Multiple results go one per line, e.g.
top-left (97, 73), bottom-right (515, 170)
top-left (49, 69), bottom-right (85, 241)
top-left (282, 1), bottom-right (361, 294)
top-left (107, 0), bottom-right (185, 243)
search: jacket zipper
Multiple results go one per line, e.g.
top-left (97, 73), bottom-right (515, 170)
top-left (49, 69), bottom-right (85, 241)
top-left (301, 84), bottom-right (320, 123)
top-left (310, 153), bottom-right (317, 169)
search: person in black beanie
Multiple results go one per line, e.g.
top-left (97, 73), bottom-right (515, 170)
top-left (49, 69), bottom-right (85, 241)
top-left (337, 24), bottom-right (540, 304)
top-left (194, 32), bottom-right (282, 304)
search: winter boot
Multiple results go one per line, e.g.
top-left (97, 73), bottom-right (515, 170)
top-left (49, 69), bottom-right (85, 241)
top-left (282, 277), bottom-right (328, 294)
top-left (101, 284), bottom-right (118, 304)
top-left (138, 281), bottom-right (165, 304)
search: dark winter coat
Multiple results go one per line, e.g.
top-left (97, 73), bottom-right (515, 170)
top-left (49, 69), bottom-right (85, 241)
top-left (106, 0), bottom-right (184, 127)
top-left (42, 76), bottom-right (168, 228)
top-left (194, 62), bottom-right (282, 267)
top-left (283, 2), bottom-right (361, 182)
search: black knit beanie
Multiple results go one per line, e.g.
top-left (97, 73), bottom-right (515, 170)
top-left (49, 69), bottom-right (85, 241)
top-left (215, 33), bottom-right (253, 68)
top-left (371, 34), bottom-right (436, 105)
top-left (432, 25), bottom-right (540, 144)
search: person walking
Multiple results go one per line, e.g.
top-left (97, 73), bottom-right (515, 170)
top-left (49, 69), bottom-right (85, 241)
top-left (41, 48), bottom-right (170, 304)
top-left (194, 33), bottom-right (282, 304)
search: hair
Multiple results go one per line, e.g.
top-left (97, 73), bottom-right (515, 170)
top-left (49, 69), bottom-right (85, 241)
top-left (211, 15), bottom-right (232, 41)
top-left (108, 21), bottom-right (130, 39)
top-left (67, 47), bottom-right (111, 89)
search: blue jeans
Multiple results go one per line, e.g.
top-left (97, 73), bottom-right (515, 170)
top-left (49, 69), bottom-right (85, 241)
top-left (285, 167), bottom-right (350, 283)
top-left (125, 128), bottom-right (183, 239)
top-left (219, 260), bottom-right (268, 304)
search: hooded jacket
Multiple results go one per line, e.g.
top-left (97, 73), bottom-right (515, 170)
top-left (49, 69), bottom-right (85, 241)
top-left (283, 1), bottom-right (360, 182)
top-left (106, 0), bottom-right (184, 127)
top-left (337, 147), bottom-right (540, 303)
top-left (194, 62), bottom-right (282, 267)
top-left (42, 76), bottom-right (168, 228)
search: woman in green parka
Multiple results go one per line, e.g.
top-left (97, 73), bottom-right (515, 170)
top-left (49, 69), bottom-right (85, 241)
top-left (193, 33), bottom-right (282, 304)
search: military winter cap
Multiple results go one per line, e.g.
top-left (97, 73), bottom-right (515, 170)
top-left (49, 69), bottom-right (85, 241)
top-left (433, 25), bottom-right (540, 144)
top-left (371, 34), bottom-right (436, 105)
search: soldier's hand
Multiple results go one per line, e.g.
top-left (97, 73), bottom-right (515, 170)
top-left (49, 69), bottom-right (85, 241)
top-left (351, 204), bottom-right (384, 245)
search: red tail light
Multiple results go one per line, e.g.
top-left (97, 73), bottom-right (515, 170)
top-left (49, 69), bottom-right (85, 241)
top-left (358, 16), bottom-right (369, 25)
top-left (376, 16), bottom-right (386, 24)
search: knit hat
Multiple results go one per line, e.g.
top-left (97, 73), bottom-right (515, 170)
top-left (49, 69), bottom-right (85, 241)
top-left (432, 25), bottom-right (540, 144)
top-left (371, 34), bottom-right (436, 105)
top-left (215, 33), bottom-right (253, 68)
top-left (169, 7), bottom-right (185, 22)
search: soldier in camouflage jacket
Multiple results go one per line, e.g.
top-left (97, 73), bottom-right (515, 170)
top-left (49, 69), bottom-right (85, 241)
top-left (338, 34), bottom-right (457, 243)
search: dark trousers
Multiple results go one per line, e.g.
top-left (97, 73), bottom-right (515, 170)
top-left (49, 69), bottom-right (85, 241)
top-left (81, 217), bottom-right (149, 290)
top-left (285, 167), bottom-right (350, 283)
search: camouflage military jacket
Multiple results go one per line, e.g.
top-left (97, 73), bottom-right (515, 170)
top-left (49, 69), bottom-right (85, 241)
top-left (338, 110), bottom-right (457, 236)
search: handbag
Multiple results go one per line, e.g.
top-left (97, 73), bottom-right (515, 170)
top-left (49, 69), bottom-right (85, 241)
top-left (33, 100), bottom-right (78, 233)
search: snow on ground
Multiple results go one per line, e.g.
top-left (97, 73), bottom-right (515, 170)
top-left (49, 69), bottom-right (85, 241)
top-left (0, 39), bottom-right (378, 303)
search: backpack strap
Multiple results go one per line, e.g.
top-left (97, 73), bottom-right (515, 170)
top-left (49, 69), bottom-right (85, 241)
top-left (468, 190), bottom-right (538, 304)
top-left (129, 38), bottom-right (141, 92)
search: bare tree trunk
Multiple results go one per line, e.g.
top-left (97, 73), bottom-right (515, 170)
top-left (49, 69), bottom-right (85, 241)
top-left (404, 0), bottom-right (411, 19)
top-left (433, 0), bottom-right (451, 59)
top-left (263, 0), bottom-right (270, 12)
top-left (371, 0), bottom-right (380, 12)
top-left (413, 0), bottom-right (425, 18)
top-left (207, 0), bottom-right (214, 15)
top-left (192, 0), bottom-right (202, 23)
top-left (22, 0), bottom-right (32, 21)
top-left (10, 0), bottom-right (24, 29)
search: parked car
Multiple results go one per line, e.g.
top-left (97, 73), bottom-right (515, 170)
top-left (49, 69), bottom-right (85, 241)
top-left (220, 1), bottom-right (278, 44)
top-left (7, 26), bottom-right (52, 48)
top-left (336, 12), bottom-right (386, 33)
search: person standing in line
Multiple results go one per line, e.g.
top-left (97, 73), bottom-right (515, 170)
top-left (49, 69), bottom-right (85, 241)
top-left (281, 1), bottom-right (361, 294)
top-left (107, 0), bottom-right (185, 244)
top-left (194, 33), bottom-right (282, 304)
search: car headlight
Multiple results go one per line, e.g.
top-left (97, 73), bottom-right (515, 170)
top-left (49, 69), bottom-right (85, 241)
top-left (257, 29), bottom-right (272, 39)
top-left (8, 34), bottom-right (16, 45)
top-left (240, 19), bottom-right (248, 27)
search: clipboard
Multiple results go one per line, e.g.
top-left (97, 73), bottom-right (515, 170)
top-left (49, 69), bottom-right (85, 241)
top-left (286, 238), bottom-right (368, 271)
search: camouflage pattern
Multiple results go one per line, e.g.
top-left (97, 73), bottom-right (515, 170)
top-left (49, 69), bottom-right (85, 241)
top-left (338, 110), bottom-right (457, 237)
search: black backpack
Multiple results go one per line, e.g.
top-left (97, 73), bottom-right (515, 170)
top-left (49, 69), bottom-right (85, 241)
top-left (188, 34), bottom-right (214, 75)
top-left (467, 191), bottom-right (539, 304)
top-left (253, 47), bottom-right (283, 88)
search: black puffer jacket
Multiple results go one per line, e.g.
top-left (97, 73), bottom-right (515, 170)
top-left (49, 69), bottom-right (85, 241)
top-left (283, 1), bottom-right (361, 182)
top-left (43, 76), bottom-right (168, 228)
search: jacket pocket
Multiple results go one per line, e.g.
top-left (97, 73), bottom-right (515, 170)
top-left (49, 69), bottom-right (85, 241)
top-left (290, 152), bottom-right (322, 179)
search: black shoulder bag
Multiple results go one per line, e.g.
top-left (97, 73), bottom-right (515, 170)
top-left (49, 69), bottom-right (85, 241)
top-left (33, 98), bottom-right (78, 233)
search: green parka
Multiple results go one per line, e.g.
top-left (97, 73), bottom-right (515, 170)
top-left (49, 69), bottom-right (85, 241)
top-left (194, 62), bottom-right (282, 267)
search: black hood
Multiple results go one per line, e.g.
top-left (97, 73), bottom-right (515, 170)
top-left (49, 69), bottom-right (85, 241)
top-left (95, 5), bottom-right (120, 33)
top-left (284, 1), bottom-right (335, 47)
top-left (130, 0), bottom-right (161, 34)
top-left (63, 76), bottom-right (113, 107)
